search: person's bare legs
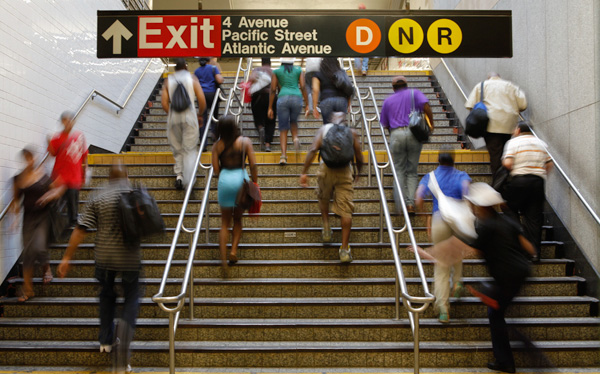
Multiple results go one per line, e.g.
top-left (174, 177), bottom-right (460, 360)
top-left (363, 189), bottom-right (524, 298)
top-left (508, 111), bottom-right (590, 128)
top-left (340, 216), bottom-right (352, 250)
top-left (291, 122), bottom-right (299, 151)
top-left (230, 207), bottom-right (244, 258)
top-left (319, 199), bottom-right (330, 233)
top-left (219, 208), bottom-right (233, 268)
top-left (20, 266), bottom-right (34, 300)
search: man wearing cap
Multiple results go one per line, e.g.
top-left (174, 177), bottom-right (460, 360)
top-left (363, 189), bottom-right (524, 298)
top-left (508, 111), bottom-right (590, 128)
top-left (465, 73), bottom-right (527, 186)
top-left (380, 76), bottom-right (434, 213)
top-left (465, 183), bottom-right (536, 373)
top-left (410, 183), bottom-right (535, 373)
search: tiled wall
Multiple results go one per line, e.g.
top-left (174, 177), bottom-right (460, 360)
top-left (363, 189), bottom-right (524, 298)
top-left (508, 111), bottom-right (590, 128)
top-left (432, 0), bottom-right (600, 272)
top-left (0, 0), bottom-right (165, 282)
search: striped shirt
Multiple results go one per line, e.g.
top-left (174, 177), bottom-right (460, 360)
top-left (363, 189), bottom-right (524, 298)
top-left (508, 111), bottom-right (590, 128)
top-left (502, 134), bottom-right (551, 178)
top-left (78, 179), bottom-right (141, 271)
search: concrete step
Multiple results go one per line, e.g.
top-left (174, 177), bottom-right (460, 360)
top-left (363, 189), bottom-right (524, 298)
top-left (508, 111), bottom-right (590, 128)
top-left (3, 295), bottom-right (596, 319)
top-left (18, 276), bottom-right (583, 299)
top-left (2, 317), bottom-right (598, 343)
top-left (47, 242), bottom-right (563, 262)
top-left (1, 339), bottom-right (598, 368)
top-left (42, 258), bottom-right (573, 279)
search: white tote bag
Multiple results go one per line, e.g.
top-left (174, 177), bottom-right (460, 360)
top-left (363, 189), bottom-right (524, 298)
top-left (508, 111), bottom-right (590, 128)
top-left (427, 172), bottom-right (477, 241)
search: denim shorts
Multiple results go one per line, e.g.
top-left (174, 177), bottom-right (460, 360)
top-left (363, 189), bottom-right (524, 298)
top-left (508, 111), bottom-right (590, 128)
top-left (277, 95), bottom-right (303, 131)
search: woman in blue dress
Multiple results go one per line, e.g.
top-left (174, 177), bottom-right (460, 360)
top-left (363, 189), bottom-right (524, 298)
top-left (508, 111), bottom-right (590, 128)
top-left (212, 115), bottom-right (258, 269)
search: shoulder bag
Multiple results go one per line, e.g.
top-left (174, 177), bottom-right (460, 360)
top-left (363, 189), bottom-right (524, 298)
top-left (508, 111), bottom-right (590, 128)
top-left (235, 138), bottom-right (262, 212)
top-left (427, 171), bottom-right (477, 241)
top-left (465, 81), bottom-right (489, 138)
top-left (408, 89), bottom-right (431, 142)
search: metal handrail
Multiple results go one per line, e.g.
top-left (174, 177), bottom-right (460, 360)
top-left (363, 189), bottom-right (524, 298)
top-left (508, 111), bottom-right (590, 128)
top-left (0, 59), bottom-right (158, 223)
top-left (439, 59), bottom-right (600, 226)
top-left (152, 57), bottom-right (252, 374)
top-left (341, 58), bottom-right (434, 374)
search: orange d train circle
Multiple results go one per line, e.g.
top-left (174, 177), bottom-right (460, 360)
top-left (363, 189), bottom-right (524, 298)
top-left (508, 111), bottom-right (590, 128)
top-left (346, 18), bottom-right (382, 54)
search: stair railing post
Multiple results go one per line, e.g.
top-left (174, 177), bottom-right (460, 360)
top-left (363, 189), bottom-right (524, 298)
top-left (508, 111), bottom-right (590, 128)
top-left (379, 198), bottom-right (384, 243)
top-left (413, 311), bottom-right (420, 374)
top-left (168, 312), bottom-right (176, 374)
top-left (188, 255), bottom-right (195, 320)
top-left (205, 198), bottom-right (210, 243)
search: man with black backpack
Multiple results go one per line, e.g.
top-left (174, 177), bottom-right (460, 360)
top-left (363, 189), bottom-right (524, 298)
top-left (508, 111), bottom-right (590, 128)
top-left (161, 58), bottom-right (206, 190)
top-left (299, 112), bottom-right (364, 263)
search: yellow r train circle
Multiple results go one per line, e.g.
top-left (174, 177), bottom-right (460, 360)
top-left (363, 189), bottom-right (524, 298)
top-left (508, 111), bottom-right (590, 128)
top-left (427, 19), bottom-right (462, 54)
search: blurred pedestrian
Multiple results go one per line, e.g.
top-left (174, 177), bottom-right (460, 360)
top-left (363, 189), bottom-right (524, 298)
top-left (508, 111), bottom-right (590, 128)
top-left (11, 147), bottom-right (65, 301)
top-left (415, 151), bottom-right (471, 322)
top-left (249, 58), bottom-right (276, 151)
top-left (268, 57), bottom-right (308, 164)
top-left (304, 57), bottom-right (322, 112)
top-left (299, 112), bottom-right (364, 263)
top-left (194, 57), bottom-right (224, 141)
top-left (312, 57), bottom-right (352, 124)
top-left (48, 111), bottom-right (88, 226)
top-left (501, 121), bottom-right (552, 261)
top-left (465, 73), bottom-right (527, 185)
top-left (162, 58), bottom-right (206, 190)
top-left (212, 115), bottom-right (258, 268)
top-left (380, 76), bottom-right (434, 213)
top-left (58, 163), bottom-right (141, 374)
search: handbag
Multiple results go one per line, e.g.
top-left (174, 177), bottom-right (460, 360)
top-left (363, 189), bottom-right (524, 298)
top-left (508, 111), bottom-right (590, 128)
top-left (235, 138), bottom-right (262, 211)
top-left (465, 81), bottom-right (489, 138)
top-left (408, 89), bottom-right (431, 142)
top-left (427, 171), bottom-right (477, 241)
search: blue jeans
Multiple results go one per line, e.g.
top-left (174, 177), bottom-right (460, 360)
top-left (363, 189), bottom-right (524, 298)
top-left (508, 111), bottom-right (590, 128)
top-left (276, 95), bottom-right (302, 131)
top-left (355, 57), bottom-right (369, 72)
top-left (95, 267), bottom-right (140, 345)
top-left (390, 127), bottom-right (423, 206)
top-left (319, 96), bottom-right (348, 124)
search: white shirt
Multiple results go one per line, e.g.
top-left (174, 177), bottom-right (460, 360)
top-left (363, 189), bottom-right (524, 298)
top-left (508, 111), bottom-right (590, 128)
top-left (167, 70), bottom-right (198, 127)
top-left (502, 134), bottom-right (551, 178)
top-left (465, 76), bottom-right (527, 134)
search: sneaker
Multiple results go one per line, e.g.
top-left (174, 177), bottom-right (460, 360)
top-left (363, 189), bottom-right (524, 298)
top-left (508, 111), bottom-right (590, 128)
top-left (339, 246), bottom-right (353, 263)
top-left (438, 307), bottom-right (449, 323)
top-left (265, 145), bottom-right (271, 152)
top-left (322, 227), bottom-right (332, 243)
top-left (293, 137), bottom-right (301, 152)
top-left (453, 281), bottom-right (464, 298)
top-left (100, 344), bottom-right (112, 353)
top-left (175, 176), bottom-right (183, 190)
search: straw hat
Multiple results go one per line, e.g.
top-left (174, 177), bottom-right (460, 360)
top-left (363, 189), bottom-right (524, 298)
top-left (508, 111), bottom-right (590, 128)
top-left (464, 183), bottom-right (505, 207)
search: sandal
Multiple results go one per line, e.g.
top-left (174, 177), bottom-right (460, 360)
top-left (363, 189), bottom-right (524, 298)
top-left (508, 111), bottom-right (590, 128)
top-left (43, 270), bottom-right (53, 285)
top-left (17, 289), bottom-right (33, 302)
top-left (279, 155), bottom-right (287, 165)
top-left (293, 138), bottom-right (301, 152)
top-left (228, 253), bottom-right (238, 264)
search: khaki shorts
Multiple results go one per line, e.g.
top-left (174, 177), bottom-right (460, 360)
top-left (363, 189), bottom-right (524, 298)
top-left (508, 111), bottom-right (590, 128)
top-left (316, 163), bottom-right (355, 218)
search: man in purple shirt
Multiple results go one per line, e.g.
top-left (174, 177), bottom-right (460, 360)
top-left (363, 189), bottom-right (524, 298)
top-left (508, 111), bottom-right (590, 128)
top-left (380, 76), bottom-right (434, 212)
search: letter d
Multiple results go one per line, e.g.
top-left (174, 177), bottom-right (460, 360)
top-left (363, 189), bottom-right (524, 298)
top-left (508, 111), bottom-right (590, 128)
top-left (356, 26), bottom-right (373, 46)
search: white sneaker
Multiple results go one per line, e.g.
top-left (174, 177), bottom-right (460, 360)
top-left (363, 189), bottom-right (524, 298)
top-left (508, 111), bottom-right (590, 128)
top-left (339, 246), bottom-right (353, 263)
top-left (100, 344), bottom-right (112, 353)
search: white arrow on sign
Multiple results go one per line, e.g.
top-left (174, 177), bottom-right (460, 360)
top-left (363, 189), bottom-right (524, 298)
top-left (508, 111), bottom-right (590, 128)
top-left (102, 20), bottom-right (133, 54)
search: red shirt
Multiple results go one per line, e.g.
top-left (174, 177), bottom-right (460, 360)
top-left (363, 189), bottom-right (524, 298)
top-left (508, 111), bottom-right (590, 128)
top-left (48, 130), bottom-right (88, 189)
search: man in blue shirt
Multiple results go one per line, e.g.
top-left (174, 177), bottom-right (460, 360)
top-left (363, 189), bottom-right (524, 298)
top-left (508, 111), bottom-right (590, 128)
top-left (381, 76), bottom-right (433, 212)
top-left (194, 57), bottom-right (224, 143)
top-left (415, 151), bottom-right (471, 322)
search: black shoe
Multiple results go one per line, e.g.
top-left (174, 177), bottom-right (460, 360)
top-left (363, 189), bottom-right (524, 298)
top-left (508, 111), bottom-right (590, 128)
top-left (175, 178), bottom-right (183, 190)
top-left (487, 360), bottom-right (515, 373)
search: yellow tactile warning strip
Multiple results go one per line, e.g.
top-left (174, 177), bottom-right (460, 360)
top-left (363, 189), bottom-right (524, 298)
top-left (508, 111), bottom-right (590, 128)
top-left (163, 70), bottom-right (432, 78)
top-left (87, 150), bottom-right (489, 166)
top-left (1, 370), bottom-right (599, 374)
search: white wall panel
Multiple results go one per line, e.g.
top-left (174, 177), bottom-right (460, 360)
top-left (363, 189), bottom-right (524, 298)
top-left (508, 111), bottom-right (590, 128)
top-left (0, 0), bottom-right (165, 281)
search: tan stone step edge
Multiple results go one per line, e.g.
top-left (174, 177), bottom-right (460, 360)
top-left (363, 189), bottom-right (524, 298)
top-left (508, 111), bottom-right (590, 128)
top-left (88, 150), bottom-right (490, 166)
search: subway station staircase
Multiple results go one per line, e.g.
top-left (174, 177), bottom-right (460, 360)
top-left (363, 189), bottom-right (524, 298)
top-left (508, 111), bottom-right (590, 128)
top-left (0, 72), bottom-right (598, 370)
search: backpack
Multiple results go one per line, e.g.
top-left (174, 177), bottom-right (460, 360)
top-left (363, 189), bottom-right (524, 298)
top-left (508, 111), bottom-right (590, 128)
top-left (333, 70), bottom-right (354, 98)
top-left (320, 123), bottom-right (355, 168)
top-left (170, 77), bottom-right (191, 112)
top-left (465, 81), bottom-right (489, 138)
top-left (119, 185), bottom-right (165, 248)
